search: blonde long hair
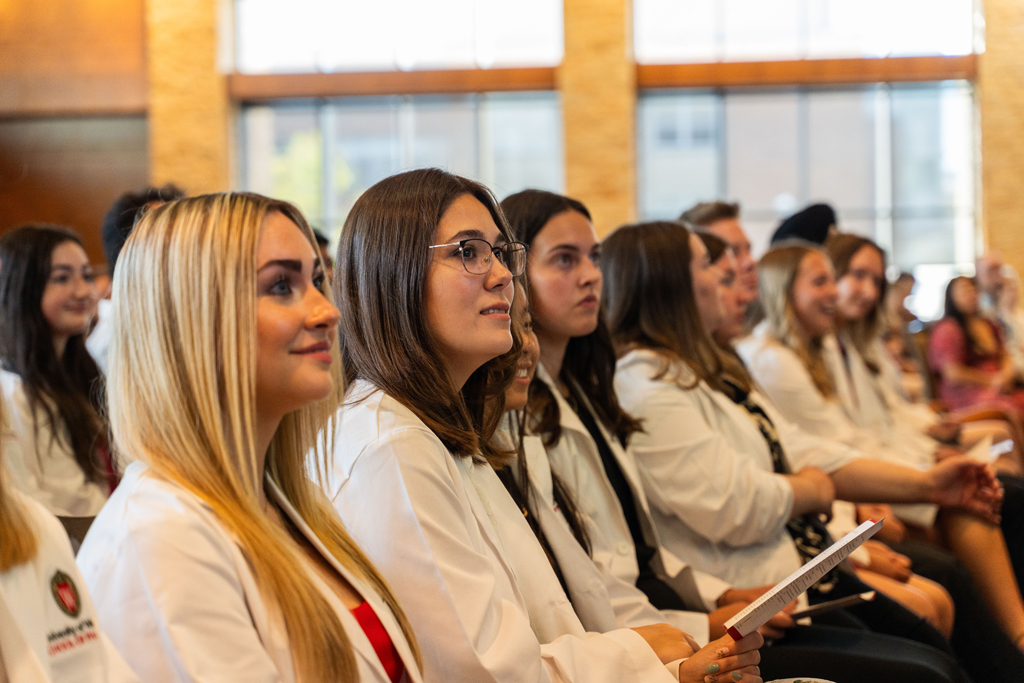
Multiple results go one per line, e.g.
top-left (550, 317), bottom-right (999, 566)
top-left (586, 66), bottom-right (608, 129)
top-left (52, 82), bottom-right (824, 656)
top-left (0, 395), bottom-right (38, 571)
top-left (108, 192), bottom-right (420, 681)
top-left (759, 243), bottom-right (837, 398)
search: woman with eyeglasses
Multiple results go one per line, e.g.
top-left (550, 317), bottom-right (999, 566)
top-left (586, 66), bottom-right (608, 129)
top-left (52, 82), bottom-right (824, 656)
top-left (0, 225), bottom-right (113, 517)
top-left (320, 169), bottom-right (762, 683)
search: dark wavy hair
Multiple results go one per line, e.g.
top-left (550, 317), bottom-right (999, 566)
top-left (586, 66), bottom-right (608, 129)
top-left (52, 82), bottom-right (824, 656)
top-left (102, 184), bottom-right (186, 274)
top-left (943, 276), bottom-right (992, 360)
top-left (500, 189), bottom-right (642, 448)
top-left (825, 232), bottom-right (888, 374)
top-left (0, 225), bottom-right (108, 484)
top-left (335, 169), bottom-right (521, 462)
top-left (603, 221), bottom-right (753, 394)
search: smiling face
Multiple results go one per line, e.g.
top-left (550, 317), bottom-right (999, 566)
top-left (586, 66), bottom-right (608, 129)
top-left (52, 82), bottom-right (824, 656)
top-left (791, 251), bottom-right (839, 339)
top-left (41, 240), bottom-right (99, 355)
top-left (526, 210), bottom-right (602, 346)
top-left (835, 245), bottom-right (885, 323)
top-left (255, 211), bottom-right (341, 424)
top-left (691, 233), bottom-right (725, 333)
top-left (505, 307), bottom-right (539, 412)
top-left (425, 194), bottom-right (515, 389)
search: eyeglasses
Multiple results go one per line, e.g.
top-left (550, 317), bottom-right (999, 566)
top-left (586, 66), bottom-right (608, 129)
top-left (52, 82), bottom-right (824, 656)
top-left (428, 238), bottom-right (528, 276)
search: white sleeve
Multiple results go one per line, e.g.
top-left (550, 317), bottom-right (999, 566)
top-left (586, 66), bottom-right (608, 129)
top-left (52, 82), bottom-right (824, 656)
top-left (78, 502), bottom-right (282, 683)
top-left (625, 380), bottom-right (794, 547)
top-left (746, 345), bottom-right (873, 450)
top-left (329, 428), bottom-right (674, 683)
top-left (762, 397), bottom-right (863, 474)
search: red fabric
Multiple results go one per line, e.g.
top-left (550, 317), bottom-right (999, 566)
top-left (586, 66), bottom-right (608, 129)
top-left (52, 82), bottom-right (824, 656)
top-left (928, 317), bottom-right (1024, 417)
top-left (350, 602), bottom-right (405, 683)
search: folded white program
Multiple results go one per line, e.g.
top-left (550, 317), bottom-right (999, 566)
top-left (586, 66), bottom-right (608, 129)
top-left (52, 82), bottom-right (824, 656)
top-left (724, 518), bottom-right (884, 640)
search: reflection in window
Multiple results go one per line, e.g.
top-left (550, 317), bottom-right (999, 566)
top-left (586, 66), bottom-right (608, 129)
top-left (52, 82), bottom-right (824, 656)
top-left (240, 93), bottom-right (563, 238)
top-left (637, 82), bottom-right (975, 318)
top-left (236, 0), bottom-right (563, 73)
top-left (635, 0), bottom-right (978, 64)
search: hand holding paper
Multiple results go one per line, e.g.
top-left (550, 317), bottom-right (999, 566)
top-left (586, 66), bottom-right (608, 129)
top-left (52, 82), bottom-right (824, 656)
top-left (724, 518), bottom-right (884, 640)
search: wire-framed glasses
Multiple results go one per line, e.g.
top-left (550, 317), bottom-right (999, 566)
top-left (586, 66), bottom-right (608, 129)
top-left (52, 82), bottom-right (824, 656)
top-left (428, 238), bottom-right (528, 276)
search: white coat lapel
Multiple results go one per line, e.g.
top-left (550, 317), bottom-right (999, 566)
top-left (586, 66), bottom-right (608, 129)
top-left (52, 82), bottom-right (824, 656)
top-left (823, 335), bottom-right (860, 423)
top-left (267, 478), bottom-right (423, 683)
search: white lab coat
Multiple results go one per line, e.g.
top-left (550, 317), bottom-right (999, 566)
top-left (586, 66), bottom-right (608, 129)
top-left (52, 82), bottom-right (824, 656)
top-left (85, 299), bottom-right (112, 376)
top-left (0, 371), bottom-right (107, 517)
top-left (534, 366), bottom-right (730, 631)
top-left (318, 381), bottom-right (676, 683)
top-left (736, 325), bottom-right (938, 527)
top-left (0, 490), bottom-right (137, 683)
top-left (505, 424), bottom-right (713, 645)
top-left (613, 348), bottom-right (860, 592)
top-left (76, 461), bottom-right (422, 683)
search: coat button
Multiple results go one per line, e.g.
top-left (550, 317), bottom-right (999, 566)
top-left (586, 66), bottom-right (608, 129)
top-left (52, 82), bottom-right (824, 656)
top-left (616, 542), bottom-right (631, 555)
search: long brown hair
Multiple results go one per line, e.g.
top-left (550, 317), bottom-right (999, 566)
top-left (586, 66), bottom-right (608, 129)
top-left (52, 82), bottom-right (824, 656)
top-left (500, 189), bottom-right (641, 447)
top-left (825, 233), bottom-right (888, 374)
top-left (758, 244), bottom-right (836, 397)
top-left (111, 192), bottom-right (420, 681)
top-left (336, 168), bottom-right (520, 462)
top-left (602, 221), bottom-right (753, 393)
top-left (0, 225), bottom-right (109, 487)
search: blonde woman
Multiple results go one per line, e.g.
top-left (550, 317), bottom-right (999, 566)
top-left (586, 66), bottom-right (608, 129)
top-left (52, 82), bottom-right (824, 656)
top-left (0, 397), bottom-right (138, 681)
top-left (76, 193), bottom-right (422, 683)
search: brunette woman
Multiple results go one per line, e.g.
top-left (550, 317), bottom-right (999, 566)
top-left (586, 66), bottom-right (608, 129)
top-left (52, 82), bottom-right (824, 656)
top-left (501, 190), bottom-right (763, 629)
top-left (604, 221), bottom-right (996, 683)
top-left (930, 275), bottom-right (1024, 418)
top-left (76, 193), bottom-right (422, 683)
top-left (0, 226), bottom-right (112, 516)
top-left (321, 169), bottom-right (762, 683)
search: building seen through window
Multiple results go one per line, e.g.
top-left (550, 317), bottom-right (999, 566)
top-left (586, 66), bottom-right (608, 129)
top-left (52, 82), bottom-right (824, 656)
top-left (240, 93), bottom-right (564, 240)
top-left (638, 81), bottom-right (976, 319)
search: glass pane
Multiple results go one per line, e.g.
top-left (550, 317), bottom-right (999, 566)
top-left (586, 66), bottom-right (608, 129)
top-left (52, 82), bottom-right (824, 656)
top-left (242, 104), bottom-right (323, 227)
top-left (724, 90), bottom-right (801, 251)
top-left (890, 82), bottom-right (975, 269)
top-left (722, 0), bottom-right (801, 61)
top-left (634, 0), bottom-right (977, 64)
top-left (637, 92), bottom-right (721, 220)
top-left (481, 93), bottom-right (564, 199)
top-left (806, 88), bottom-right (878, 231)
top-left (242, 93), bottom-right (563, 239)
top-left (236, 0), bottom-right (562, 74)
top-left (634, 0), bottom-right (718, 64)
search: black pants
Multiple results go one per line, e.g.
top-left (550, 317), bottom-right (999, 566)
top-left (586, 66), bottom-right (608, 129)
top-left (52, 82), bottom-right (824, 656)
top-left (642, 567), bottom-right (970, 682)
top-left (890, 537), bottom-right (1024, 683)
top-left (759, 624), bottom-right (969, 683)
top-left (998, 472), bottom-right (1024, 591)
top-left (808, 569), bottom-right (956, 655)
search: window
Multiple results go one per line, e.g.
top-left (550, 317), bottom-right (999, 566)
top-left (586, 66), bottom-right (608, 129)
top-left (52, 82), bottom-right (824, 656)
top-left (240, 93), bottom-right (563, 237)
top-left (637, 81), bottom-right (976, 318)
top-left (634, 0), bottom-right (980, 64)
top-left (235, 0), bottom-right (563, 74)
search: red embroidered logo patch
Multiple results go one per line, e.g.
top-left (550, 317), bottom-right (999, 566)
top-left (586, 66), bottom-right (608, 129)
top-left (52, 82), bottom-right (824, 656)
top-left (50, 570), bottom-right (80, 618)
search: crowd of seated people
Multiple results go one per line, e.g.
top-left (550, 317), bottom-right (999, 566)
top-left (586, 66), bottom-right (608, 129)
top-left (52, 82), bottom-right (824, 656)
top-left (3, 175), bottom-right (1024, 683)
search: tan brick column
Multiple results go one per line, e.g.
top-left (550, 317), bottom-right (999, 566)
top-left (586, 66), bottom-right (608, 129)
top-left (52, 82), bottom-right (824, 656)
top-left (979, 0), bottom-right (1024, 275)
top-left (146, 0), bottom-right (231, 193)
top-left (559, 0), bottom-right (636, 236)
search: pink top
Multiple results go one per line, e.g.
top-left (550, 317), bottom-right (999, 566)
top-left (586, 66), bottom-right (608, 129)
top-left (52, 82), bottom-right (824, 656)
top-left (351, 601), bottom-right (405, 683)
top-left (928, 317), bottom-right (1022, 414)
